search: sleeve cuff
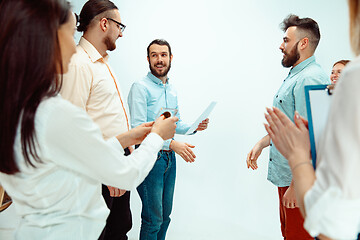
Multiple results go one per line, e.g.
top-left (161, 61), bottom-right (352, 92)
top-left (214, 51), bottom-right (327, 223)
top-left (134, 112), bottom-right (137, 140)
top-left (304, 186), bottom-right (360, 238)
top-left (162, 139), bottom-right (172, 150)
top-left (142, 132), bottom-right (165, 152)
top-left (106, 137), bottom-right (125, 154)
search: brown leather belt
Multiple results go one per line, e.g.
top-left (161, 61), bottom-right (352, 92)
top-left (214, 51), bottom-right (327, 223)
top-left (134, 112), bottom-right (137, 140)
top-left (160, 149), bottom-right (172, 153)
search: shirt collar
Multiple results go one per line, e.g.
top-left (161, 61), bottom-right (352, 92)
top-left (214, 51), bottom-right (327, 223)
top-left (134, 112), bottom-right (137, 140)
top-left (147, 72), bottom-right (169, 85)
top-left (289, 55), bottom-right (315, 76)
top-left (79, 37), bottom-right (109, 63)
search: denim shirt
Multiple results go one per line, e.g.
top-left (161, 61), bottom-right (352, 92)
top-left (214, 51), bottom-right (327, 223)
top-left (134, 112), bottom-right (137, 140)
top-left (268, 56), bottom-right (330, 187)
top-left (128, 72), bottom-right (191, 150)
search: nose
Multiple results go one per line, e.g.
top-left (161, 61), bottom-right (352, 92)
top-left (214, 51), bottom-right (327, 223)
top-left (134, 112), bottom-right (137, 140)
top-left (279, 42), bottom-right (284, 51)
top-left (118, 30), bottom-right (123, 38)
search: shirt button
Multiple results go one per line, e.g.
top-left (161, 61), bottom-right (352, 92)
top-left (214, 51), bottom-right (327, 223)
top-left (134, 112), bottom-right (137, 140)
top-left (280, 100), bottom-right (282, 103)
top-left (276, 95), bottom-right (278, 98)
top-left (270, 143), bottom-right (272, 146)
top-left (269, 158), bottom-right (272, 161)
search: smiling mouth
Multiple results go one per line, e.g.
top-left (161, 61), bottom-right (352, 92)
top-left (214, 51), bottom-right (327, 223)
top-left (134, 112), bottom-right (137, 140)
top-left (155, 64), bottom-right (164, 70)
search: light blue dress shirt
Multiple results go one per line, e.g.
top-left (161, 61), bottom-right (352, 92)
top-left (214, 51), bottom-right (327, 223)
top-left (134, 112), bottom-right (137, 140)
top-left (268, 56), bottom-right (331, 187)
top-left (128, 72), bottom-right (191, 150)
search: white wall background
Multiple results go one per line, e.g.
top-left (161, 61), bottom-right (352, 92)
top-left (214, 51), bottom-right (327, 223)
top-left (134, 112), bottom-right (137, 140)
top-left (70, 0), bottom-right (353, 239)
top-left (0, 1), bottom-right (353, 240)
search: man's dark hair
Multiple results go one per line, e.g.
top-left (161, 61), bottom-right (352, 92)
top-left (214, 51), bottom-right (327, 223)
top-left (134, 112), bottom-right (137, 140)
top-left (280, 14), bottom-right (320, 52)
top-left (147, 39), bottom-right (172, 58)
top-left (77, 0), bottom-right (118, 32)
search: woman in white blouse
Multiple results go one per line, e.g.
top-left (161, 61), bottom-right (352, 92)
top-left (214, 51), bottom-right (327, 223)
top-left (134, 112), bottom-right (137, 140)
top-left (0, 0), bottom-right (177, 239)
top-left (263, 0), bottom-right (360, 239)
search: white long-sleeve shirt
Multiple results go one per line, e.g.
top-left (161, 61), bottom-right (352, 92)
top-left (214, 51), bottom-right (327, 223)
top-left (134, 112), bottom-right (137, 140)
top-left (304, 57), bottom-right (360, 239)
top-left (0, 95), bottom-right (163, 240)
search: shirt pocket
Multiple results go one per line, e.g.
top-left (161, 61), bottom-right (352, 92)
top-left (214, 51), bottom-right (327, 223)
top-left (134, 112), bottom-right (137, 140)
top-left (277, 94), bottom-right (295, 119)
top-left (166, 89), bottom-right (178, 108)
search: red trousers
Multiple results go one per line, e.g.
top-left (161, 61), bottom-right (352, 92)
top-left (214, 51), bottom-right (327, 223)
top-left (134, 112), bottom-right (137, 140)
top-left (278, 186), bottom-right (313, 240)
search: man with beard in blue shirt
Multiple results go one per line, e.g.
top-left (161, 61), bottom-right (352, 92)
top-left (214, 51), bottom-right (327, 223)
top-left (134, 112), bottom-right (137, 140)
top-left (246, 15), bottom-right (330, 239)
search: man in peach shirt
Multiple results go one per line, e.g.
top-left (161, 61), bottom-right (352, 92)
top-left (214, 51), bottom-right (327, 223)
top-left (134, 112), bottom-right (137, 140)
top-left (61, 1), bottom-right (131, 239)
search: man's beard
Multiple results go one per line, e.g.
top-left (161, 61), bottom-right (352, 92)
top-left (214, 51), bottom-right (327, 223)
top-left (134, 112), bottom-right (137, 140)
top-left (104, 36), bottom-right (116, 51)
top-left (149, 62), bottom-right (171, 78)
top-left (281, 41), bottom-right (300, 68)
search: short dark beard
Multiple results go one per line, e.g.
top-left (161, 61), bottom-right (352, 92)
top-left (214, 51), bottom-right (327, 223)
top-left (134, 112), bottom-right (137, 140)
top-left (281, 41), bottom-right (300, 68)
top-left (104, 36), bottom-right (116, 51)
top-left (149, 62), bottom-right (171, 79)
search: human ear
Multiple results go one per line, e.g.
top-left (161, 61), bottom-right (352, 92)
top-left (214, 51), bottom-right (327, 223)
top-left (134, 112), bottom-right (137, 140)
top-left (99, 18), bottom-right (107, 32)
top-left (300, 38), bottom-right (309, 50)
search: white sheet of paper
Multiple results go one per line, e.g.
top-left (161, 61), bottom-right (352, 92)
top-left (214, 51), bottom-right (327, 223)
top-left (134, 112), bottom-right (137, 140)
top-left (185, 101), bottom-right (217, 135)
top-left (309, 90), bottom-right (332, 154)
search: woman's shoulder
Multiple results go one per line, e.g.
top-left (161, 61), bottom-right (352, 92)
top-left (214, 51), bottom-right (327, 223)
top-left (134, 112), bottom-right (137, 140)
top-left (39, 95), bottom-right (80, 116)
top-left (342, 57), bottom-right (360, 77)
top-left (36, 95), bottom-right (89, 130)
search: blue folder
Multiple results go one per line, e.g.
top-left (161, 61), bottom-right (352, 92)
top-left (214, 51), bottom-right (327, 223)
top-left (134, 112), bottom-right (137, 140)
top-left (304, 84), bottom-right (333, 169)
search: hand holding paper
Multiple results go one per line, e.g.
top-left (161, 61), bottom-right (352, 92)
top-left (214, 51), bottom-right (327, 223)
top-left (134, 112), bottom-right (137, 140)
top-left (196, 118), bottom-right (209, 131)
top-left (185, 101), bottom-right (216, 135)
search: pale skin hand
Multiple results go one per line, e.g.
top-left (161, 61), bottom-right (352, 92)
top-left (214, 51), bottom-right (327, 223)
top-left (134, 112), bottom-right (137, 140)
top-left (151, 116), bottom-right (178, 140)
top-left (264, 107), bottom-right (316, 218)
top-left (317, 234), bottom-right (332, 240)
top-left (107, 186), bottom-right (127, 197)
top-left (165, 118), bottom-right (208, 163)
top-left (264, 107), bottom-right (310, 164)
top-left (170, 140), bottom-right (196, 163)
top-left (282, 181), bottom-right (298, 208)
top-left (246, 135), bottom-right (270, 170)
top-left (116, 122), bottom-right (154, 149)
top-left (169, 118), bottom-right (208, 163)
top-left (196, 118), bottom-right (209, 131)
top-left (116, 116), bottom-right (178, 148)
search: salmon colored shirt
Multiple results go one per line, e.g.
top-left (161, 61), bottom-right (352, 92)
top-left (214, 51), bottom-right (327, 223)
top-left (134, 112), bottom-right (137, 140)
top-left (61, 37), bottom-right (129, 140)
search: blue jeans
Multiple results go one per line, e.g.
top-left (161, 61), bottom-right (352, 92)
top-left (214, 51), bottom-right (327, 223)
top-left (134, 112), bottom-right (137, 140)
top-left (137, 151), bottom-right (176, 240)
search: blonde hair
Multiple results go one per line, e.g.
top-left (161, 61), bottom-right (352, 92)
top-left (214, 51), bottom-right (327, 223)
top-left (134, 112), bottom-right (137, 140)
top-left (349, 0), bottom-right (360, 55)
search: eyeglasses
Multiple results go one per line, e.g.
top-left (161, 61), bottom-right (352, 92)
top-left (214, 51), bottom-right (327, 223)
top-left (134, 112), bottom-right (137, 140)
top-left (106, 18), bottom-right (126, 33)
top-left (74, 13), bottom-right (80, 27)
